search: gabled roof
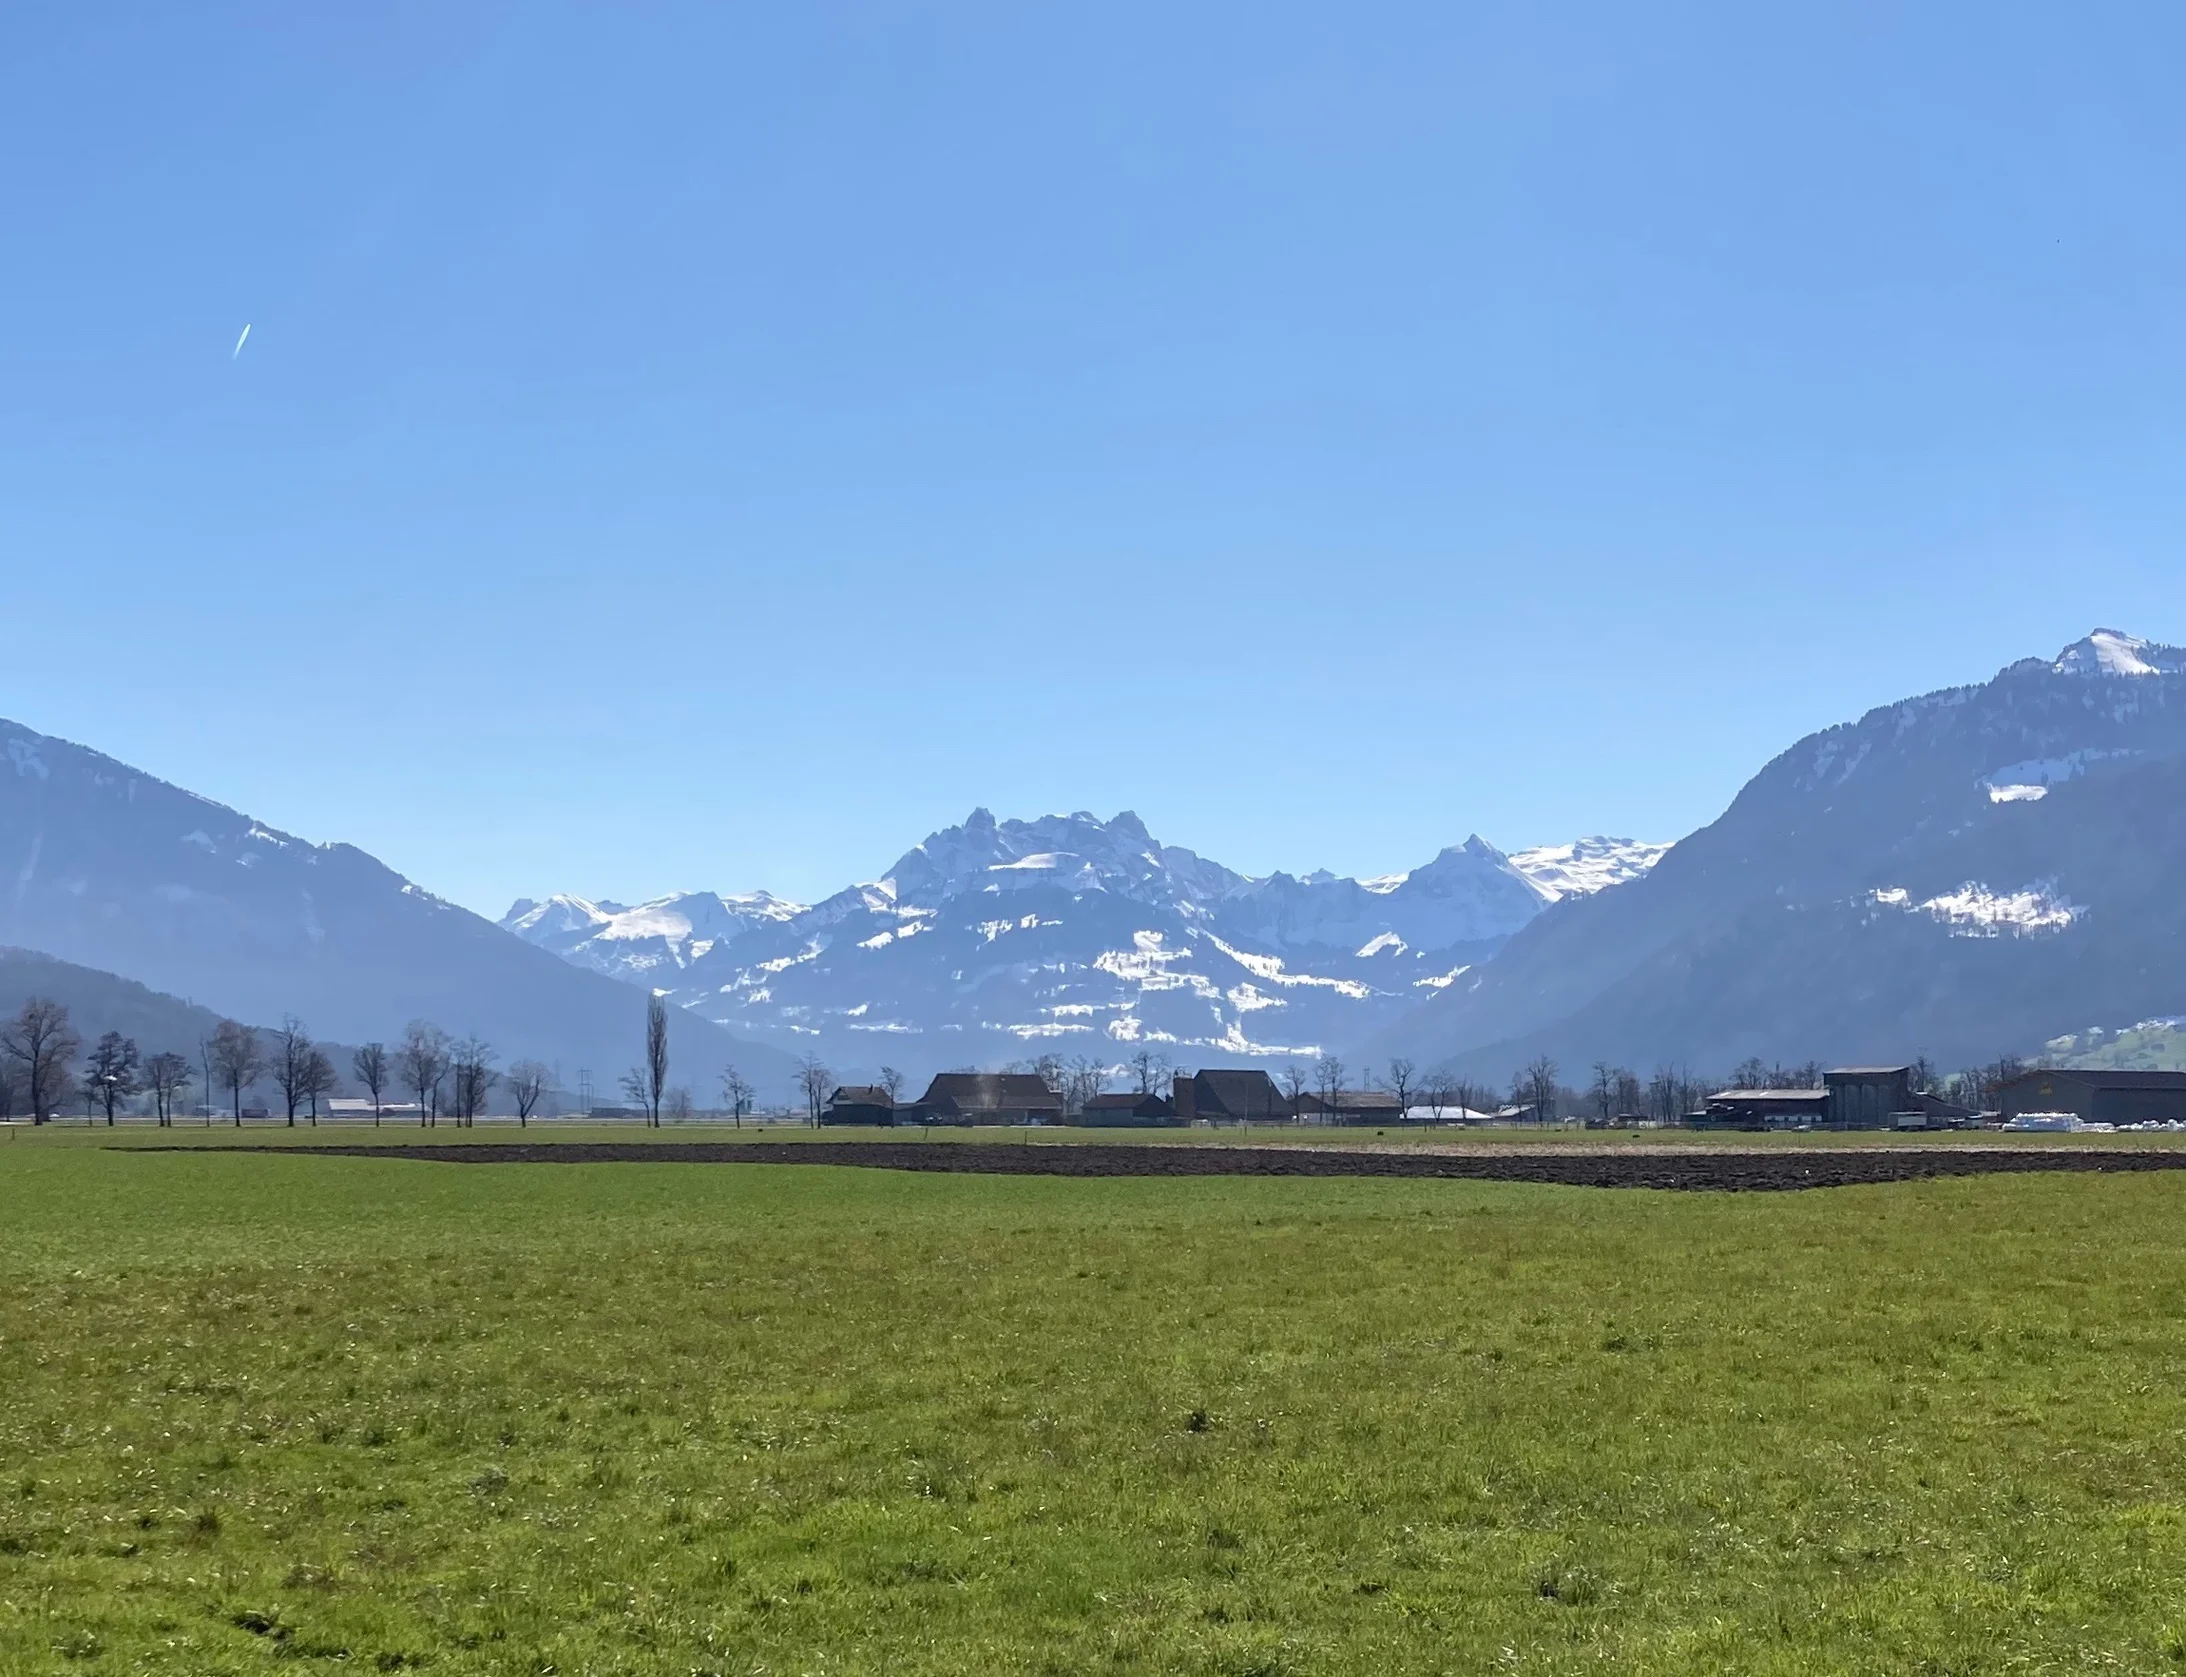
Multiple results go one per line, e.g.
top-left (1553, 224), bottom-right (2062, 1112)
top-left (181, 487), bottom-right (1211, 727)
top-left (827, 1085), bottom-right (895, 1106)
top-left (917, 1072), bottom-right (1063, 1108)
top-left (1298, 1089), bottom-right (1403, 1110)
top-left (1084, 1091), bottom-right (1172, 1112)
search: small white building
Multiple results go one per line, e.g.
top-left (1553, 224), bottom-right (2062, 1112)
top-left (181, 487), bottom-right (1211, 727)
top-left (324, 1099), bottom-right (425, 1121)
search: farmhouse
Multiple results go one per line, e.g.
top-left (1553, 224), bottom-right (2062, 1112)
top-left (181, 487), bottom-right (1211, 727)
top-left (903, 1072), bottom-right (1064, 1125)
top-left (822, 1085), bottom-right (897, 1125)
top-left (1996, 1068), bottom-right (2186, 1127)
top-left (1171, 1068), bottom-right (1291, 1123)
top-left (1078, 1091), bottom-right (1178, 1126)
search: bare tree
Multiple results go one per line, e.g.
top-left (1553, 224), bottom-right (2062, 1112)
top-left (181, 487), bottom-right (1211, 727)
top-left (1420, 1072), bottom-right (1451, 1126)
top-left (1032, 1053), bottom-right (1066, 1104)
top-left (352, 1042), bottom-right (390, 1125)
top-left (271, 1016), bottom-right (318, 1127)
top-left (507, 1059), bottom-right (550, 1127)
top-left (398, 1021), bottom-right (449, 1128)
top-left (1613, 1066), bottom-right (1643, 1118)
top-left (797, 1053), bottom-right (832, 1126)
top-left (1063, 1054), bottom-right (1107, 1119)
top-left (144, 1051), bottom-right (192, 1127)
top-left (1315, 1054), bottom-right (1345, 1122)
top-left (446, 1036), bottom-right (496, 1125)
top-left (1128, 1047), bottom-right (1173, 1098)
top-left (719, 1065), bottom-right (755, 1128)
top-left (82, 1030), bottom-right (141, 1126)
top-left (302, 1048), bottom-right (337, 1124)
top-left (665, 1086), bottom-right (694, 1122)
top-left (1590, 1061), bottom-right (1617, 1124)
top-left (1520, 1056), bottom-right (1560, 1125)
top-left (211, 1019), bottom-right (264, 1125)
top-left (877, 1065), bottom-right (905, 1107)
top-left (1386, 1058), bottom-right (1416, 1118)
top-left (1, 997), bottom-right (81, 1125)
top-left (1280, 1062), bottom-right (1309, 1112)
top-left (1647, 1066), bottom-right (1679, 1125)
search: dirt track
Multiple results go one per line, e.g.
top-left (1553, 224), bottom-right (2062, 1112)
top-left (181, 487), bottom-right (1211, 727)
top-left (166, 1140), bottom-right (2186, 1192)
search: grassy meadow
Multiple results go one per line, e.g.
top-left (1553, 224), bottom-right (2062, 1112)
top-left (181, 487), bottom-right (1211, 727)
top-left (4, 1132), bottom-right (2186, 1673)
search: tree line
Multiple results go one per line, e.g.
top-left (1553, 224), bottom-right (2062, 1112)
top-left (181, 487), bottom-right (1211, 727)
top-left (0, 996), bottom-right (552, 1127)
top-left (0, 983), bottom-right (2057, 1128)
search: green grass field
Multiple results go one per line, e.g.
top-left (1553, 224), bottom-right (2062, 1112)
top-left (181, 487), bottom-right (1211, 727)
top-left (5, 1134), bottom-right (2186, 1674)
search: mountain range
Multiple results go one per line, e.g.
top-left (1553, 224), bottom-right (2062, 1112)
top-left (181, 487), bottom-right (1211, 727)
top-left (502, 817), bottom-right (1667, 1080)
top-left (0, 717), bottom-right (799, 1095)
top-left (1, 626), bottom-right (2178, 1105)
top-left (1371, 630), bottom-right (2186, 1077)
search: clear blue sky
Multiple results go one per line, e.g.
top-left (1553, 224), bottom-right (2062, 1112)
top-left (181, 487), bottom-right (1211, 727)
top-left (4, 2), bottom-right (2183, 914)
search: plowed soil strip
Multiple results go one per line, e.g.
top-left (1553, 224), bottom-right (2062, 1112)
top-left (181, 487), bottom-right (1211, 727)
top-left (147, 1141), bottom-right (2186, 1192)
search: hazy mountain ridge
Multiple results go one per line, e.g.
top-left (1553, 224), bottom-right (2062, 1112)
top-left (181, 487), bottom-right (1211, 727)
top-left (0, 717), bottom-right (797, 1091)
top-left (1373, 630), bottom-right (2186, 1077)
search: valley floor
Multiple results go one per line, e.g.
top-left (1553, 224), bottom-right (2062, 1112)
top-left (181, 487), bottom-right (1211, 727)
top-left (3, 1137), bottom-right (2185, 1673)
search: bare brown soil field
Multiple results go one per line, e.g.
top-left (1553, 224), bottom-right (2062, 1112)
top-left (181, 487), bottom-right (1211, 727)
top-left (157, 1138), bottom-right (2186, 1191)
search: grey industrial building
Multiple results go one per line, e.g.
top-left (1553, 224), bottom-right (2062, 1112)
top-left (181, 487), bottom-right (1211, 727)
top-left (1996, 1069), bottom-right (2186, 1127)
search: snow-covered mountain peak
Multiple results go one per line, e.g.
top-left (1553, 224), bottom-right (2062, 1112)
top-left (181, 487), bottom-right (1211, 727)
top-left (496, 888), bottom-right (805, 979)
top-left (880, 808), bottom-right (1245, 910)
top-left (2052, 629), bottom-right (2186, 679)
top-left (1507, 836), bottom-right (1672, 901)
top-left (503, 894), bottom-right (615, 939)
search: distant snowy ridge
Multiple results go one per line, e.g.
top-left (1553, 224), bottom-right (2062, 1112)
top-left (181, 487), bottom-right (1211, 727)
top-left (500, 890), bottom-right (805, 982)
top-left (504, 809), bottom-right (1668, 1079)
top-left (1507, 837), bottom-right (1669, 901)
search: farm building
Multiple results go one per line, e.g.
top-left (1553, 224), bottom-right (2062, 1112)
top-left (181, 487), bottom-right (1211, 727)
top-left (1824, 1067), bottom-right (1914, 1128)
top-left (1171, 1068), bottom-right (1291, 1123)
top-left (1292, 1089), bottom-right (1406, 1125)
top-left (1078, 1091), bottom-right (1178, 1126)
top-left (1995, 1069), bottom-right (2186, 1127)
top-left (902, 1072), bottom-right (1064, 1125)
top-left (822, 1085), bottom-right (897, 1125)
top-left (1700, 1088), bottom-right (1829, 1129)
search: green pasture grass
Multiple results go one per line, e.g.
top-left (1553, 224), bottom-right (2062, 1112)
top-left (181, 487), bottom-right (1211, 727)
top-left (3, 1142), bottom-right (2186, 1673)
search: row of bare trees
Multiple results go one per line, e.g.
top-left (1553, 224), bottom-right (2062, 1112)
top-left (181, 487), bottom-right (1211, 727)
top-left (0, 996), bottom-right (556, 1127)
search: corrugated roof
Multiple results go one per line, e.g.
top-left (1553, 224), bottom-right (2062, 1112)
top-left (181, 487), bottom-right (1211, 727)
top-left (2001, 1068), bottom-right (2186, 1090)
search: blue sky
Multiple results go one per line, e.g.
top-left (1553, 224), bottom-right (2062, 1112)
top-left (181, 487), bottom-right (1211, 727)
top-left (4, 2), bottom-right (2184, 914)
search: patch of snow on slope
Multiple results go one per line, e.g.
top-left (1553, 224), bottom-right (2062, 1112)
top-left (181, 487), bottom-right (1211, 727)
top-left (1981, 749), bottom-right (2138, 803)
top-left (1871, 881), bottom-right (2085, 937)
top-left (1413, 963), bottom-right (1472, 989)
top-left (1202, 934), bottom-right (1372, 998)
top-left (1508, 837), bottom-right (1670, 901)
